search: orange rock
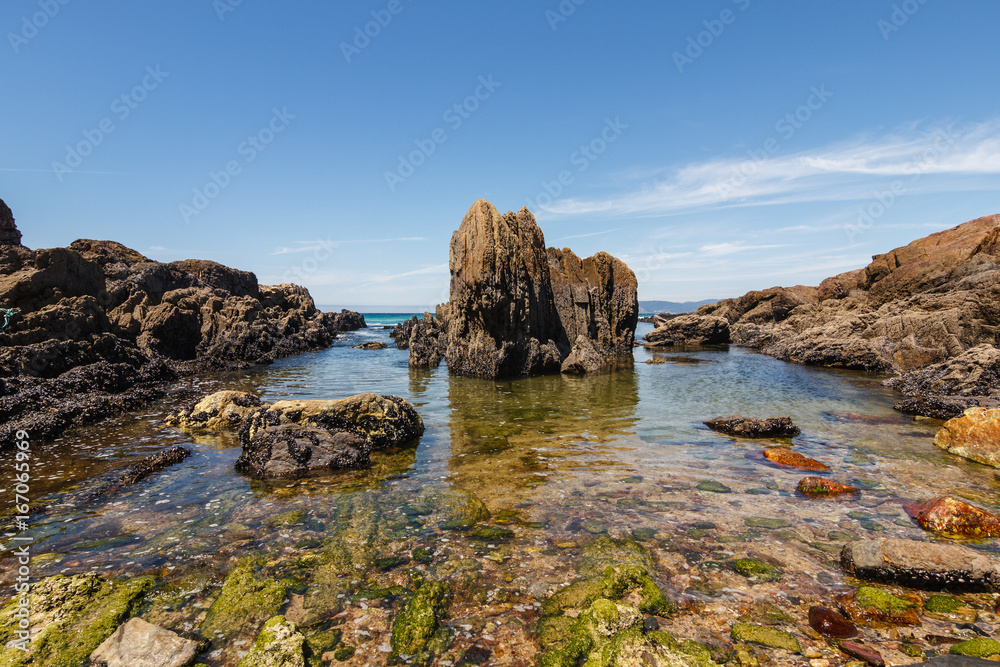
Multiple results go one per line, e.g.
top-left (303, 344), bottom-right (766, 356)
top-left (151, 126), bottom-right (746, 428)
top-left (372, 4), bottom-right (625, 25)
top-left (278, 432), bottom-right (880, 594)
top-left (796, 477), bottom-right (857, 497)
top-left (935, 408), bottom-right (1000, 467)
top-left (904, 496), bottom-right (1000, 538)
top-left (763, 448), bottom-right (830, 472)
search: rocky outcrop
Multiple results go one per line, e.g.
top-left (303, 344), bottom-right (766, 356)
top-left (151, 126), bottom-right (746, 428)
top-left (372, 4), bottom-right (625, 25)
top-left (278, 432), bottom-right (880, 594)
top-left (169, 390), bottom-right (424, 478)
top-left (704, 415), bottom-right (800, 438)
top-left (441, 200), bottom-right (637, 379)
top-left (0, 204), bottom-right (364, 445)
top-left (643, 214), bottom-right (1000, 414)
top-left (644, 313), bottom-right (730, 347)
top-left (933, 407), bottom-right (1000, 467)
top-left (904, 496), bottom-right (1000, 538)
top-left (90, 617), bottom-right (200, 667)
top-left (0, 198), bottom-right (22, 246)
top-left (841, 537), bottom-right (1000, 592)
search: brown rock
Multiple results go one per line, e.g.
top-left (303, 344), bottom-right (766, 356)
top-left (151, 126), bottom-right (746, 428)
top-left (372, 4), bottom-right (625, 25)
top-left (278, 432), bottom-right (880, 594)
top-left (235, 425), bottom-right (370, 478)
top-left (841, 538), bottom-right (1000, 592)
top-left (838, 641), bottom-right (885, 666)
top-left (796, 477), bottom-right (857, 497)
top-left (934, 407), bottom-right (1000, 467)
top-left (643, 313), bottom-right (729, 346)
top-left (807, 606), bottom-right (858, 638)
top-left (836, 587), bottom-right (920, 627)
top-left (0, 198), bottom-right (23, 246)
top-left (351, 341), bottom-right (387, 350)
top-left (904, 496), bottom-right (1000, 538)
top-left (763, 448), bottom-right (830, 472)
top-left (444, 200), bottom-right (637, 378)
top-left (705, 415), bottom-right (801, 438)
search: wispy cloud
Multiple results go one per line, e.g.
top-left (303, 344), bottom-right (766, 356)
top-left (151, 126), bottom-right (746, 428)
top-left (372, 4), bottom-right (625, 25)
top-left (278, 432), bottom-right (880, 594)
top-left (271, 236), bottom-right (426, 255)
top-left (539, 119), bottom-right (1000, 219)
top-left (556, 227), bottom-right (620, 241)
top-left (698, 242), bottom-right (787, 257)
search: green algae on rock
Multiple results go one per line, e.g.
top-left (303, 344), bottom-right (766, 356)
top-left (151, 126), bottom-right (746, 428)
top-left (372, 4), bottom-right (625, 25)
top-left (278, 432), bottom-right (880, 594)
top-left (696, 481), bottom-right (732, 493)
top-left (200, 559), bottom-right (288, 644)
top-left (743, 517), bottom-right (792, 530)
top-left (728, 559), bottom-right (782, 582)
top-left (729, 624), bottom-right (801, 652)
top-left (836, 586), bottom-right (919, 626)
top-left (950, 637), bottom-right (1000, 660)
top-left (237, 616), bottom-right (306, 667)
top-left (578, 535), bottom-right (655, 577)
top-left (923, 594), bottom-right (978, 623)
top-left (0, 573), bottom-right (154, 667)
top-left (390, 581), bottom-right (450, 665)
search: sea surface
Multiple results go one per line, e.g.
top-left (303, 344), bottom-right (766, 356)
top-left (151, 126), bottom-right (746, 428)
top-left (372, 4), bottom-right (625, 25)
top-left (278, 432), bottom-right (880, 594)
top-left (3, 313), bottom-right (998, 663)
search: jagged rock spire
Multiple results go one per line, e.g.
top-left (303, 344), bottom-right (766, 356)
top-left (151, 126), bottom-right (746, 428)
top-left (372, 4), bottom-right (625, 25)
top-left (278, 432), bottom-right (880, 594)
top-left (0, 198), bottom-right (23, 246)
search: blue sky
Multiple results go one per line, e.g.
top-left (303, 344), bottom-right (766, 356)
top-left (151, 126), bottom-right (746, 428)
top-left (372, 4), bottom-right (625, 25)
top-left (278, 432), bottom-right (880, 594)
top-left (2, 1), bottom-right (998, 308)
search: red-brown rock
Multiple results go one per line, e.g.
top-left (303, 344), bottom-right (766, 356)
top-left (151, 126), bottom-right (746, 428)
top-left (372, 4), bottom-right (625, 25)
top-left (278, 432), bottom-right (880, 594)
top-left (797, 477), bottom-right (857, 497)
top-left (904, 496), bottom-right (1000, 538)
top-left (934, 407), bottom-right (1000, 468)
top-left (807, 606), bottom-right (858, 638)
top-left (763, 448), bottom-right (830, 472)
top-left (839, 641), bottom-right (885, 666)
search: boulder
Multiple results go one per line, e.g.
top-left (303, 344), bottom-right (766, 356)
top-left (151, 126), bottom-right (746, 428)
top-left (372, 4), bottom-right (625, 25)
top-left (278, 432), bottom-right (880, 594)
top-left (443, 200), bottom-right (637, 378)
top-left (841, 538), bottom-right (1000, 592)
top-left (796, 477), bottom-right (857, 497)
top-left (704, 415), bottom-right (800, 438)
top-left (643, 313), bottom-right (730, 347)
top-left (235, 425), bottom-right (369, 479)
top-left (762, 448), bottom-right (830, 472)
top-left (164, 390), bottom-right (263, 430)
top-left (904, 496), bottom-right (1000, 538)
top-left (350, 341), bottom-right (387, 350)
top-left (934, 407), bottom-right (1000, 467)
top-left (90, 617), bottom-right (199, 667)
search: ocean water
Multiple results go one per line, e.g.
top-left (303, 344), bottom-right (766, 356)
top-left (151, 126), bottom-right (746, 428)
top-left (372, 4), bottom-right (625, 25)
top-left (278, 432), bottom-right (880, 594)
top-left (3, 315), bottom-right (997, 663)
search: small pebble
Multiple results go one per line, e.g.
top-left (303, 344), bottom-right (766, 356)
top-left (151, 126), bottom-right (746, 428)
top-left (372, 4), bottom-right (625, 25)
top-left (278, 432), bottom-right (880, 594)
top-left (809, 660), bottom-right (830, 667)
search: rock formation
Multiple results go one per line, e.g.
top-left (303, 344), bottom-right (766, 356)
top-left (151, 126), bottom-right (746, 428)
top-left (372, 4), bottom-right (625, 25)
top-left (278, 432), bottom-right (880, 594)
top-left (414, 199), bottom-right (638, 378)
top-left (167, 389), bottom-right (425, 478)
top-left (0, 198), bottom-right (22, 246)
top-left (644, 214), bottom-right (1000, 416)
top-left (0, 201), bottom-right (365, 444)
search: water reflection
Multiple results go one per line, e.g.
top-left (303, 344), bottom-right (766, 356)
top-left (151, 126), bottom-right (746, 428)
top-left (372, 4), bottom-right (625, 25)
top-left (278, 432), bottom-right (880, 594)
top-left (446, 369), bottom-right (639, 506)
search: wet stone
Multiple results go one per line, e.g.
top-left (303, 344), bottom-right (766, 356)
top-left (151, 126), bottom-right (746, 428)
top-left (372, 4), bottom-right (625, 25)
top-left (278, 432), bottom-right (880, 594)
top-left (797, 477), bottom-right (858, 498)
top-left (744, 517), bottom-right (792, 530)
top-left (696, 481), bottom-right (732, 493)
top-left (730, 624), bottom-right (801, 652)
top-left (762, 448), bottom-right (830, 472)
top-left (924, 595), bottom-right (978, 623)
top-left (950, 637), bottom-right (1000, 660)
top-left (839, 640), bottom-right (884, 666)
top-left (904, 496), bottom-right (1000, 539)
top-left (836, 586), bottom-right (919, 627)
top-left (729, 559), bottom-right (782, 582)
top-left (807, 606), bottom-right (858, 638)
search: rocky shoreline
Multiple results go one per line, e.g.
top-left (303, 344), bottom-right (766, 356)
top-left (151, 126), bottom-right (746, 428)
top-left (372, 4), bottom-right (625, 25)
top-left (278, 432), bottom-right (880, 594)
top-left (0, 198), bottom-right (365, 446)
top-left (644, 214), bottom-right (1000, 420)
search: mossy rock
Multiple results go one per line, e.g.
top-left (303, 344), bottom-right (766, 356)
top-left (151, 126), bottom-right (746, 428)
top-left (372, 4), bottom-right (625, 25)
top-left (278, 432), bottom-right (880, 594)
top-left (578, 536), bottom-right (654, 577)
top-left (728, 559), bottom-right (782, 582)
top-left (631, 527), bottom-right (657, 542)
top-left (238, 615), bottom-right (306, 667)
top-left (854, 586), bottom-right (913, 613)
top-left (200, 558), bottom-right (288, 643)
top-left (412, 547), bottom-right (435, 564)
top-left (390, 581), bottom-right (450, 665)
top-left (333, 645), bottom-right (355, 661)
top-left (951, 637), bottom-right (1000, 660)
top-left (729, 624), bottom-right (800, 652)
top-left (696, 481), bottom-right (732, 493)
top-left (542, 565), bottom-right (676, 618)
top-left (418, 487), bottom-right (489, 531)
top-left (0, 573), bottom-right (154, 667)
top-left (304, 627), bottom-right (341, 662)
top-left (923, 594), bottom-right (977, 623)
top-left (466, 526), bottom-right (515, 541)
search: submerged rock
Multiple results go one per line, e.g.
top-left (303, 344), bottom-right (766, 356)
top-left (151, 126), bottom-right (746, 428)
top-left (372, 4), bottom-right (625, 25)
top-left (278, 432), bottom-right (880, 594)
top-left (838, 641), bottom-right (884, 666)
top-left (350, 341), bottom-right (387, 350)
top-left (807, 606), bottom-right (858, 638)
top-left (704, 415), bottom-right (800, 438)
top-left (923, 595), bottom-right (978, 623)
top-left (934, 407), bottom-right (1000, 467)
top-left (644, 313), bottom-right (730, 347)
top-left (836, 586), bottom-right (919, 627)
top-left (762, 448), bottom-right (830, 471)
top-left (796, 477), bottom-right (857, 497)
top-left (729, 624), bottom-right (800, 652)
top-left (90, 617), bottom-right (200, 667)
top-left (841, 538), bottom-right (1000, 592)
top-left (904, 496), bottom-right (1000, 538)
top-left (199, 558), bottom-right (287, 647)
top-left (237, 616), bottom-right (306, 667)
top-left (389, 581), bottom-right (450, 666)
top-left (950, 637), bottom-right (1000, 660)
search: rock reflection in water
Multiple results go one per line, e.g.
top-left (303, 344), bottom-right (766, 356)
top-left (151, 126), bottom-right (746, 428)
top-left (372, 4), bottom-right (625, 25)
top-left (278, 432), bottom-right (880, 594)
top-left (445, 370), bottom-right (639, 505)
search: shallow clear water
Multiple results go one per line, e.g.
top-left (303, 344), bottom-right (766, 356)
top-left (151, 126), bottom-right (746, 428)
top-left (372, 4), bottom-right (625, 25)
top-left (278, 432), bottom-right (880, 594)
top-left (3, 317), bottom-right (999, 664)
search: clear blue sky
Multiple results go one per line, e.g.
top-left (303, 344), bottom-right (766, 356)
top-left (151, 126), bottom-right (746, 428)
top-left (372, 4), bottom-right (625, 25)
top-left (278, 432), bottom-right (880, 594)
top-left (3, 1), bottom-right (998, 308)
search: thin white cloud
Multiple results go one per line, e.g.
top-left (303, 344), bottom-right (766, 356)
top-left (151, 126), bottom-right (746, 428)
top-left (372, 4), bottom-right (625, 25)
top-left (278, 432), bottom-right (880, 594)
top-left (698, 242), bottom-right (787, 257)
top-left (539, 119), bottom-right (1000, 218)
top-left (271, 237), bottom-right (426, 255)
top-left (556, 228), bottom-right (620, 241)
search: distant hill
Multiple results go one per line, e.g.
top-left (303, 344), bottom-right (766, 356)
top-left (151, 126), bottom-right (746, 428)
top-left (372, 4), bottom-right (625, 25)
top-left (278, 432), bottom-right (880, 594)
top-left (639, 299), bottom-right (718, 315)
